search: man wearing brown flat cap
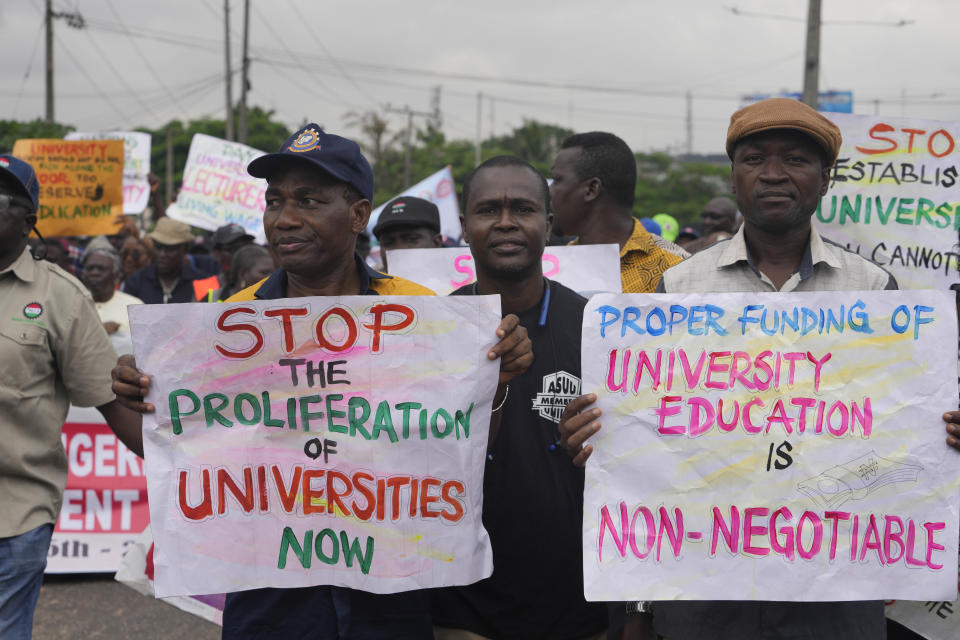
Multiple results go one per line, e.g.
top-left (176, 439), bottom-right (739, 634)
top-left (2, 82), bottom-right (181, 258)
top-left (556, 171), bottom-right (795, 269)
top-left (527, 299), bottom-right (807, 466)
top-left (122, 217), bottom-right (220, 303)
top-left (559, 97), bottom-right (960, 639)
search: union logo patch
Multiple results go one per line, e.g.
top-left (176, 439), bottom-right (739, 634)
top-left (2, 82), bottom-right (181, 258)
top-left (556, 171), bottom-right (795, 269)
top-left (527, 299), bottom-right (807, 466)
top-left (23, 302), bottom-right (43, 319)
top-left (532, 370), bottom-right (581, 423)
top-left (288, 129), bottom-right (321, 153)
top-left (0, 158), bottom-right (9, 168)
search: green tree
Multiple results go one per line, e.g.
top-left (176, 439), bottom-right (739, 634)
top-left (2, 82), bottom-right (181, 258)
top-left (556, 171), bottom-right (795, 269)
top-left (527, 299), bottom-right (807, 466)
top-left (0, 119), bottom-right (75, 153)
top-left (633, 152), bottom-right (730, 225)
top-left (142, 106), bottom-right (292, 204)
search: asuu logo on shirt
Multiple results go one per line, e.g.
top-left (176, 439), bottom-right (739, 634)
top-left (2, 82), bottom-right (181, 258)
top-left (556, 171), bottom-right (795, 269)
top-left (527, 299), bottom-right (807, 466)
top-left (532, 370), bottom-right (581, 423)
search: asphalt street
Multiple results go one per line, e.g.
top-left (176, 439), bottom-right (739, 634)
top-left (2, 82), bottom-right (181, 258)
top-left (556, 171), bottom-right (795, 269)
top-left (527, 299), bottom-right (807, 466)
top-left (32, 574), bottom-right (220, 639)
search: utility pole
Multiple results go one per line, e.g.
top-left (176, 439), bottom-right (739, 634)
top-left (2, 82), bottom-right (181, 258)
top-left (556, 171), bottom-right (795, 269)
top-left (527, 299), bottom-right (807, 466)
top-left (475, 92), bottom-right (483, 166)
top-left (385, 104), bottom-right (433, 188)
top-left (430, 85), bottom-right (442, 130)
top-left (801, 0), bottom-right (821, 108)
top-left (488, 95), bottom-right (494, 138)
top-left (224, 0), bottom-right (234, 140)
top-left (165, 125), bottom-right (174, 212)
top-left (685, 91), bottom-right (693, 156)
top-left (238, 0), bottom-right (250, 143)
top-left (45, 0), bottom-right (54, 122)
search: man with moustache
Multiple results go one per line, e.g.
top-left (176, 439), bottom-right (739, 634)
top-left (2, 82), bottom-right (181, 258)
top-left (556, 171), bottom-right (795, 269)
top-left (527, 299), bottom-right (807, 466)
top-left (432, 156), bottom-right (606, 640)
top-left (111, 126), bottom-right (532, 640)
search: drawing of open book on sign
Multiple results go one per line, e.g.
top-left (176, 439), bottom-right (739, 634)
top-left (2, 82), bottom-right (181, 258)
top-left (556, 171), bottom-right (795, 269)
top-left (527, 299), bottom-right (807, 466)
top-left (797, 451), bottom-right (923, 509)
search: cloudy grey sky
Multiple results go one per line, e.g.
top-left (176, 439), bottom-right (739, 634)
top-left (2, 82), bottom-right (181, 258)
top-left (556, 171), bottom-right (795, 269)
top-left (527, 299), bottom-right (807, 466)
top-left (2, 0), bottom-right (958, 155)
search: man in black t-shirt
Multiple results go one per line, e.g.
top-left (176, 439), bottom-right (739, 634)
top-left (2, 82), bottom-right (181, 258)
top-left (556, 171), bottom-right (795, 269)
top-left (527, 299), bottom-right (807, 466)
top-left (431, 155), bottom-right (606, 640)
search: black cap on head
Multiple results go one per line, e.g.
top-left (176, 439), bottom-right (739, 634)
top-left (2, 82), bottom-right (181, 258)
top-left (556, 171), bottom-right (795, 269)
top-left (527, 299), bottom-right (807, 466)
top-left (0, 154), bottom-right (40, 212)
top-left (212, 223), bottom-right (254, 248)
top-left (372, 196), bottom-right (441, 239)
top-left (247, 124), bottom-right (374, 201)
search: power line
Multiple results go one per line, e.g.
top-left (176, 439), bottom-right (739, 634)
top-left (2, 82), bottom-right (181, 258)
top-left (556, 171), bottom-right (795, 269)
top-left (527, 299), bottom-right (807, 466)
top-left (103, 0), bottom-right (188, 113)
top-left (12, 18), bottom-right (46, 118)
top-left (284, 0), bottom-right (381, 107)
top-left (724, 6), bottom-right (914, 27)
top-left (53, 30), bottom-right (132, 125)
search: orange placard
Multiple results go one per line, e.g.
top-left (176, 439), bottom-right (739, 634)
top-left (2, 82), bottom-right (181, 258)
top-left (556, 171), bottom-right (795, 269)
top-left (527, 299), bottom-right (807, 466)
top-left (12, 138), bottom-right (124, 237)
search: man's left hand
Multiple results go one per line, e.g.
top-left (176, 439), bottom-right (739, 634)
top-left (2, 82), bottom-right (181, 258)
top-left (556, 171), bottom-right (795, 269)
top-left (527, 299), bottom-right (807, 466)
top-left (488, 314), bottom-right (532, 384)
top-left (943, 412), bottom-right (960, 452)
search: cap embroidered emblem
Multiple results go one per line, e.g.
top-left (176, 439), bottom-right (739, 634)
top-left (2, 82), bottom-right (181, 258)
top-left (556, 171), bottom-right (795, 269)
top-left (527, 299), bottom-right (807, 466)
top-left (289, 128), bottom-right (321, 153)
top-left (391, 202), bottom-right (406, 215)
top-left (0, 158), bottom-right (9, 168)
top-left (23, 302), bottom-right (43, 319)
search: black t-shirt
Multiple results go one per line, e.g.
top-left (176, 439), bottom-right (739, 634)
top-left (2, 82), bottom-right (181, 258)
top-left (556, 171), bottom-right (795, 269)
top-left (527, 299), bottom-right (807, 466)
top-left (432, 279), bottom-right (606, 640)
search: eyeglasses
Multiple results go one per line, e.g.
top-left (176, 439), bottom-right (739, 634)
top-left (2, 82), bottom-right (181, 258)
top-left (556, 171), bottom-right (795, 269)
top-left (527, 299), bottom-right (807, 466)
top-left (0, 193), bottom-right (32, 213)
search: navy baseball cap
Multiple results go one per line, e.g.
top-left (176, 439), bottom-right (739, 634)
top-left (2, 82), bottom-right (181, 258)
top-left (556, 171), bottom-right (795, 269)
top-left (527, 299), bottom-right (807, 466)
top-left (0, 154), bottom-right (39, 212)
top-left (247, 124), bottom-right (374, 201)
top-left (373, 196), bottom-right (441, 238)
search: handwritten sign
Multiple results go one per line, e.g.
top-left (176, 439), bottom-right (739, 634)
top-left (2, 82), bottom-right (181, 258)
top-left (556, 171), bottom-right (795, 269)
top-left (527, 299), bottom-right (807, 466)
top-left (368, 167), bottom-right (461, 241)
top-left (12, 138), bottom-right (124, 237)
top-left (819, 114), bottom-right (960, 290)
top-left (166, 133), bottom-right (266, 243)
top-left (46, 405), bottom-right (149, 573)
top-left (130, 296), bottom-right (500, 597)
top-left (581, 290), bottom-right (959, 601)
top-left (387, 245), bottom-right (623, 296)
top-left (66, 131), bottom-right (152, 214)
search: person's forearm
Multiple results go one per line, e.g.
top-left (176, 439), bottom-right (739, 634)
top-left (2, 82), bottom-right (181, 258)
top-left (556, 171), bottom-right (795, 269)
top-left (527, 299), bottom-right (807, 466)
top-left (98, 399), bottom-right (144, 457)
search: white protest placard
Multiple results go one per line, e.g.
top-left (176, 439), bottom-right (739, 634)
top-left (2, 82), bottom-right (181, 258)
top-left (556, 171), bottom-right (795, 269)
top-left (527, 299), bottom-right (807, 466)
top-left (66, 131), bottom-right (152, 214)
top-left (887, 578), bottom-right (960, 640)
top-left (581, 290), bottom-right (959, 601)
top-left (368, 167), bottom-right (460, 241)
top-left (167, 133), bottom-right (267, 242)
top-left (387, 244), bottom-right (622, 296)
top-left (819, 114), bottom-right (960, 290)
top-left (130, 296), bottom-right (499, 597)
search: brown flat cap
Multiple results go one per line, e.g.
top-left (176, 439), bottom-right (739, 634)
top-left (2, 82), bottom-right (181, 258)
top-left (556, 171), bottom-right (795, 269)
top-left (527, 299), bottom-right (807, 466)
top-left (726, 97), bottom-right (842, 165)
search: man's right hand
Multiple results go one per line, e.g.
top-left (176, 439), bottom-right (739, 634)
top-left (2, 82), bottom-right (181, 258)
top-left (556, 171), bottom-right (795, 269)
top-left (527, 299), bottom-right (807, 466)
top-left (558, 393), bottom-right (602, 466)
top-left (111, 354), bottom-right (155, 413)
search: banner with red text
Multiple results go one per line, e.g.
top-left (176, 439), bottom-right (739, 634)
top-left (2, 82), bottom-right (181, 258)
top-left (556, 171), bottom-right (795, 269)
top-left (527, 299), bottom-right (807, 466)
top-left (130, 296), bottom-right (500, 597)
top-left (12, 138), bottom-right (124, 236)
top-left (66, 131), bottom-right (152, 214)
top-left (367, 167), bottom-right (460, 241)
top-left (387, 244), bottom-right (622, 296)
top-left (820, 114), bottom-right (960, 290)
top-left (166, 133), bottom-right (266, 242)
top-left (582, 290), bottom-right (959, 601)
top-left (46, 406), bottom-right (149, 573)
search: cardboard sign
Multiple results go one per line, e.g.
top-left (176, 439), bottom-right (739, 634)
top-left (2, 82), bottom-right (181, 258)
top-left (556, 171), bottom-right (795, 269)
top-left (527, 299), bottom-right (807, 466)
top-left (12, 138), bottom-right (124, 237)
top-left (66, 131), bottom-right (152, 214)
top-left (386, 245), bottom-right (623, 296)
top-left (166, 134), bottom-right (267, 243)
top-left (819, 114), bottom-right (960, 290)
top-left (46, 406), bottom-right (149, 573)
top-left (368, 167), bottom-right (461, 241)
top-left (581, 290), bottom-right (959, 601)
top-left (130, 296), bottom-right (500, 597)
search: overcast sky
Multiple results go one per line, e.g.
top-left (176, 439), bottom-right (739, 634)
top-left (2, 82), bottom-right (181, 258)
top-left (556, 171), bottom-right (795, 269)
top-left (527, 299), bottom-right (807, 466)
top-left (2, 0), bottom-right (958, 156)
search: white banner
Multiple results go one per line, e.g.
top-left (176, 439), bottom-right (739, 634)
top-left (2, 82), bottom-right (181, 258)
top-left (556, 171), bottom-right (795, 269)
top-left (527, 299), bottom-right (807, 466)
top-left (819, 114), bottom-right (960, 290)
top-left (131, 296), bottom-right (499, 597)
top-left (386, 245), bottom-right (622, 296)
top-left (368, 167), bottom-right (460, 241)
top-left (581, 290), bottom-right (959, 601)
top-left (47, 406), bottom-right (149, 573)
top-left (66, 131), bottom-right (152, 214)
top-left (167, 133), bottom-right (266, 242)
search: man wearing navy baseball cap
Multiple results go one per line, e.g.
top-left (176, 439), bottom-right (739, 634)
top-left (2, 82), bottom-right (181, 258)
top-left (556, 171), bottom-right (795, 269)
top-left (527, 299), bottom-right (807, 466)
top-left (111, 126), bottom-right (533, 639)
top-left (373, 195), bottom-right (443, 271)
top-left (0, 156), bottom-right (144, 637)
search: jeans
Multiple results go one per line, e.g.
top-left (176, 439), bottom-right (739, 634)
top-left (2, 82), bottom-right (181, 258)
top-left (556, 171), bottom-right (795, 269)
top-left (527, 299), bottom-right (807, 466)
top-left (0, 524), bottom-right (53, 640)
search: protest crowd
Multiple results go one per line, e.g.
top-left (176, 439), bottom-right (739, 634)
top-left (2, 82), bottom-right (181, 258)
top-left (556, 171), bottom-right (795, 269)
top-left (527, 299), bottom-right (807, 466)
top-left (2, 90), bottom-right (960, 640)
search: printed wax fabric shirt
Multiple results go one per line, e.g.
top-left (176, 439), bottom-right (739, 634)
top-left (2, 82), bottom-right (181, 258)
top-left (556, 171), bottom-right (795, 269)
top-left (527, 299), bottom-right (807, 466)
top-left (0, 247), bottom-right (117, 538)
top-left (433, 279), bottom-right (607, 640)
top-left (573, 218), bottom-right (688, 293)
top-left (653, 223), bottom-right (896, 640)
top-left (221, 254), bottom-right (436, 640)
